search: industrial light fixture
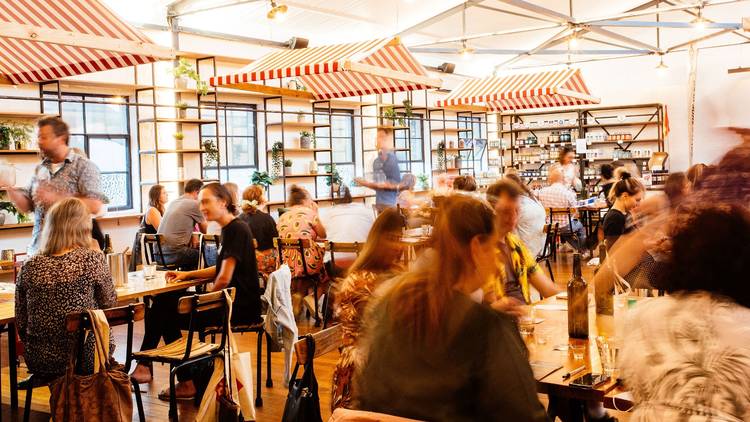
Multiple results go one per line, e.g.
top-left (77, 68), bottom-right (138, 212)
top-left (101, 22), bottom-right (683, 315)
top-left (569, 32), bottom-right (579, 49)
top-left (287, 36), bottom-right (309, 49)
top-left (437, 62), bottom-right (456, 74)
top-left (692, 6), bottom-right (707, 30)
top-left (267, 1), bottom-right (288, 21)
top-left (656, 55), bottom-right (668, 75)
top-left (459, 40), bottom-right (475, 60)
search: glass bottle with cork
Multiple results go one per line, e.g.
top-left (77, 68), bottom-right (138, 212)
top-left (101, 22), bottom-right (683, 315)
top-left (568, 252), bottom-right (589, 339)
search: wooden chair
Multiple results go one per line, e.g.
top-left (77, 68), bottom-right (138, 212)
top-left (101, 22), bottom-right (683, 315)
top-left (324, 242), bottom-right (364, 328)
top-left (133, 289), bottom-right (234, 421)
top-left (197, 234), bottom-right (221, 269)
top-left (274, 237), bottom-right (326, 326)
top-left (547, 207), bottom-right (579, 251)
top-left (292, 324), bottom-right (343, 367)
top-left (536, 223), bottom-right (559, 282)
top-left (141, 234), bottom-right (177, 271)
top-left (12, 252), bottom-right (27, 282)
top-left (20, 303), bottom-right (146, 422)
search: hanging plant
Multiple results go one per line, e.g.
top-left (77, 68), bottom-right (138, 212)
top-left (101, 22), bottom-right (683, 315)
top-left (402, 99), bottom-right (414, 118)
top-left (172, 58), bottom-right (209, 96)
top-left (0, 125), bottom-right (10, 150)
top-left (437, 141), bottom-right (446, 170)
top-left (271, 141), bottom-right (284, 178)
top-left (251, 170), bottom-right (274, 188)
top-left (202, 139), bottom-right (219, 166)
top-left (381, 107), bottom-right (405, 127)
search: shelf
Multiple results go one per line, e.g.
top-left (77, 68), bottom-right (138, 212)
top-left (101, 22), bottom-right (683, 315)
top-left (0, 150), bottom-right (40, 155)
top-left (138, 118), bottom-right (217, 124)
top-left (432, 168), bottom-right (473, 173)
top-left (430, 128), bottom-right (473, 134)
top-left (582, 121), bottom-right (659, 129)
top-left (265, 192), bottom-right (376, 207)
top-left (0, 222), bottom-right (33, 231)
top-left (266, 148), bottom-right (332, 153)
top-left (500, 124), bottom-right (579, 134)
top-left (277, 173), bottom-right (333, 179)
top-left (0, 112), bottom-right (57, 119)
top-left (430, 148), bottom-right (472, 152)
top-left (140, 178), bottom-right (218, 186)
top-left (363, 148), bottom-right (410, 152)
top-left (139, 149), bottom-right (204, 154)
top-left (266, 121), bottom-right (330, 129)
top-left (362, 125), bottom-right (408, 130)
top-left (585, 156), bottom-right (650, 162)
top-left (585, 138), bottom-right (660, 145)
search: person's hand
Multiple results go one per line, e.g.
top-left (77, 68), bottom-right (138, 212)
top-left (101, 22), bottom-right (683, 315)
top-left (34, 184), bottom-right (62, 208)
top-left (166, 271), bottom-right (188, 283)
top-left (491, 296), bottom-right (527, 319)
top-left (353, 178), bottom-right (366, 187)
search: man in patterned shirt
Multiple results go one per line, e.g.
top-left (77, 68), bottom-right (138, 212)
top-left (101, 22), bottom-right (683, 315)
top-left (3, 117), bottom-right (106, 254)
top-left (538, 167), bottom-right (586, 252)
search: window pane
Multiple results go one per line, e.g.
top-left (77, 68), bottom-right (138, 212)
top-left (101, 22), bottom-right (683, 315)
top-left (227, 137), bottom-right (254, 167)
top-left (62, 101), bottom-right (84, 133)
top-left (225, 109), bottom-right (253, 137)
top-left (90, 137), bottom-right (128, 172)
top-left (85, 102), bottom-right (128, 134)
top-left (69, 135), bottom-right (85, 152)
top-left (100, 172), bottom-right (128, 209)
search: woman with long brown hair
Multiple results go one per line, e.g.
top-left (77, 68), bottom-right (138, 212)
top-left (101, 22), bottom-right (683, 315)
top-left (144, 184), bottom-right (167, 233)
top-left (355, 195), bottom-right (547, 421)
top-left (331, 208), bottom-right (405, 411)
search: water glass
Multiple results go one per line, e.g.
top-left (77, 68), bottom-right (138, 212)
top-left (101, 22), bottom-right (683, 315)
top-left (142, 264), bottom-right (157, 280)
top-left (570, 343), bottom-right (586, 360)
top-left (518, 305), bottom-right (536, 335)
top-left (596, 336), bottom-right (618, 376)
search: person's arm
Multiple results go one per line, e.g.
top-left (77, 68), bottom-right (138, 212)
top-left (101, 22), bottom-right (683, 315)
top-left (529, 269), bottom-right (561, 298)
top-left (210, 257), bottom-right (235, 291)
top-left (166, 266), bottom-right (217, 283)
top-left (189, 201), bottom-right (208, 234)
top-left (311, 212), bottom-right (327, 239)
top-left (146, 207), bottom-right (162, 231)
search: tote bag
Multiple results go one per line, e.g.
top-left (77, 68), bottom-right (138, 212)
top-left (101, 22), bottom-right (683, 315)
top-left (49, 309), bottom-right (133, 422)
top-left (281, 334), bottom-right (322, 422)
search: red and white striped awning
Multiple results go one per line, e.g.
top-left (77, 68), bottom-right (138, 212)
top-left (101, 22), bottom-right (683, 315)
top-left (437, 69), bottom-right (599, 112)
top-left (0, 0), bottom-right (173, 85)
top-left (210, 37), bottom-right (442, 99)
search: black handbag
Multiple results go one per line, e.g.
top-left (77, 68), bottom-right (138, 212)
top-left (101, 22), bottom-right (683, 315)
top-left (281, 335), bottom-right (322, 422)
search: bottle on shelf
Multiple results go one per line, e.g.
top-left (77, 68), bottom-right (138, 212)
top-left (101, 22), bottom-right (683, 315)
top-left (567, 252), bottom-right (589, 339)
top-left (103, 234), bottom-right (114, 255)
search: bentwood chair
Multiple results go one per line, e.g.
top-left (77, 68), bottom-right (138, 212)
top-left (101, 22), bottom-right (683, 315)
top-left (324, 242), bottom-right (365, 328)
top-left (141, 234), bottom-right (178, 271)
top-left (274, 237), bottom-right (325, 326)
top-left (547, 208), bottom-right (579, 253)
top-left (20, 303), bottom-right (147, 422)
top-left (197, 234), bottom-right (221, 269)
top-left (133, 289), bottom-right (234, 421)
top-left (536, 223), bottom-right (559, 282)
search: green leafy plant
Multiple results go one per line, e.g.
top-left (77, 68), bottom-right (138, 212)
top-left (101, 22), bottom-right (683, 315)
top-left (172, 58), bottom-right (209, 96)
top-left (381, 107), bottom-right (405, 127)
top-left (176, 101), bottom-right (188, 109)
top-left (0, 125), bottom-right (10, 150)
top-left (6, 123), bottom-right (32, 149)
top-left (436, 141), bottom-right (446, 169)
top-left (251, 170), bottom-right (274, 188)
top-left (402, 99), bottom-right (414, 118)
top-left (283, 159), bottom-right (293, 170)
top-left (202, 139), bottom-right (219, 165)
top-left (299, 131), bottom-right (315, 148)
top-left (173, 132), bottom-right (184, 141)
top-left (325, 164), bottom-right (343, 188)
top-left (271, 141), bottom-right (284, 177)
top-left (417, 173), bottom-right (429, 190)
top-left (0, 199), bottom-right (29, 223)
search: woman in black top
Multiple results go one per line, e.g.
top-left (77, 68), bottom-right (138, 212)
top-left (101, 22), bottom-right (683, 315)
top-left (129, 184), bottom-right (166, 271)
top-left (238, 184), bottom-right (279, 277)
top-left (602, 171), bottom-right (644, 250)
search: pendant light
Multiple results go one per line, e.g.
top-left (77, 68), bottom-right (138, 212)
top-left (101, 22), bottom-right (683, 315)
top-left (267, 1), bottom-right (288, 21)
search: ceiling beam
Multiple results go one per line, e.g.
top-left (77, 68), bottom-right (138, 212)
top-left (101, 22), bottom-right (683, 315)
top-left (406, 23), bottom-right (562, 47)
top-left (666, 28), bottom-right (737, 51)
top-left (394, 1), bottom-right (483, 37)
top-left (589, 20), bottom-right (742, 29)
top-left (662, 0), bottom-right (750, 42)
top-left (0, 21), bottom-right (175, 59)
top-left (473, 4), bottom-right (559, 23)
top-left (492, 0), bottom-right (573, 23)
top-left (495, 28), bottom-right (572, 69)
top-left (411, 47), bottom-right (652, 55)
top-left (581, 0), bottom-right (745, 24)
top-left (584, 25), bottom-right (661, 52)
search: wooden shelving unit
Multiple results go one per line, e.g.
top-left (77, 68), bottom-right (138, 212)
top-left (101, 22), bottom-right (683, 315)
top-left (427, 108), bottom-right (479, 177)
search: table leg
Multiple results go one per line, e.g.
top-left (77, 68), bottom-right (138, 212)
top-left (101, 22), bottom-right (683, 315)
top-left (8, 323), bottom-right (17, 410)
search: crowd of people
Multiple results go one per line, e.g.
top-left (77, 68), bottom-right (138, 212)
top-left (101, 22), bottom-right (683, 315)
top-left (3, 117), bottom-right (750, 421)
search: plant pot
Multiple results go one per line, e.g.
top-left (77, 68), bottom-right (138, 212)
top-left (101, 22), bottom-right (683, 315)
top-left (300, 136), bottom-right (311, 149)
top-left (284, 165), bottom-right (293, 175)
top-left (308, 160), bottom-right (318, 174)
top-left (297, 113), bottom-right (305, 122)
top-left (178, 108), bottom-right (187, 119)
top-left (332, 183), bottom-right (341, 195)
top-left (454, 157), bottom-right (462, 169)
top-left (175, 76), bottom-right (189, 89)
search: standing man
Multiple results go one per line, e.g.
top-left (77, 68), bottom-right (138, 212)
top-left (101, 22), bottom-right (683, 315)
top-left (2, 117), bottom-right (106, 255)
top-left (355, 128), bottom-right (402, 213)
top-left (157, 179), bottom-right (207, 269)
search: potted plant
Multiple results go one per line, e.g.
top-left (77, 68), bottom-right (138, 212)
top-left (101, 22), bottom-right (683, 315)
top-left (454, 154), bottom-right (463, 169)
top-left (202, 139), bottom-right (219, 166)
top-left (417, 173), bottom-right (430, 191)
top-left (436, 141), bottom-right (446, 169)
top-left (251, 170), bottom-right (275, 187)
top-left (9, 123), bottom-right (32, 150)
top-left (296, 112), bottom-right (306, 122)
top-left (325, 164), bottom-right (342, 194)
top-left (172, 58), bottom-right (209, 96)
top-left (0, 198), bottom-right (29, 226)
top-left (176, 101), bottom-right (189, 119)
top-left (287, 79), bottom-right (306, 91)
top-left (0, 125), bottom-right (10, 150)
top-left (283, 159), bottom-right (293, 175)
top-left (381, 107), bottom-right (404, 127)
top-left (271, 141), bottom-right (284, 177)
top-left (299, 131), bottom-right (315, 149)
top-left (402, 99), bottom-right (414, 118)
top-left (173, 132), bottom-right (184, 141)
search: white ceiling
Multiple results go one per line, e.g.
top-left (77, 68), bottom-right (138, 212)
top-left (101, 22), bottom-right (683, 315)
top-left (105, 0), bottom-right (750, 76)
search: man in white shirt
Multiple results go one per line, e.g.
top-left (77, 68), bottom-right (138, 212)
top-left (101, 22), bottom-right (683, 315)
top-left (318, 187), bottom-right (375, 271)
top-left (537, 168), bottom-right (586, 252)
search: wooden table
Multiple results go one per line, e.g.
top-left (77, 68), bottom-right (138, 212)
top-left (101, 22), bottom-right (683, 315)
top-left (525, 295), bottom-right (623, 421)
top-left (0, 271), bottom-right (211, 410)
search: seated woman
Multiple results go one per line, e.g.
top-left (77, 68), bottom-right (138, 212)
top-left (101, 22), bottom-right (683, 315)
top-left (130, 184), bottom-right (167, 270)
top-left (452, 175), bottom-right (477, 192)
top-left (355, 195), bottom-right (547, 421)
top-left (396, 173), bottom-right (418, 209)
top-left (620, 204), bottom-right (750, 421)
top-left (238, 184), bottom-right (279, 278)
top-left (602, 171), bottom-right (644, 250)
top-left (331, 208), bottom-right (405, 411)
top-left (16, 198), bottom-right (117, 378)
top-left (131, 183), bottom-right (261, 394)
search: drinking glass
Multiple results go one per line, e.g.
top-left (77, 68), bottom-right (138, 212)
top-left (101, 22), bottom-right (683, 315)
top-left (570, 343), bottom-right (586, 360)
top-left (518, 305), bottom-right (535, 335)
top-left (596, 336), bottom-right (618, 377)
top-left (142, 264), bottom-right (157, 280)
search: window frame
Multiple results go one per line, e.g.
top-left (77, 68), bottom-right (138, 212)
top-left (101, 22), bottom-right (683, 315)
top-left (201, 101), bottom-right (259, 182)
top-left (314, 108), bottom-right (356, 167)
top-left (394, 112), bottom-right (426, 173)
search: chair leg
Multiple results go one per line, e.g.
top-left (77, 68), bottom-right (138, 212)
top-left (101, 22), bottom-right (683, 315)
top-left (265, 332), bottom-right (273, 388)
top-left (313, 282), bottom-right (320, 327)
top-left (132, 379), bottom-right (146, 422)
top-left (546, 259), bottom-right (555, 283)
top-left (255, 330), bottom-right (263, 408)
top-left (168, 365), bottom-right (178, 421)
top-left (23, 383), bottom-right (32, 422)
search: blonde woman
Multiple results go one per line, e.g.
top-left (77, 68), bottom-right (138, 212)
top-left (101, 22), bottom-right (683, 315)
top-left (238, 184), bottom-right (279, 277)
top-left (15, 198), bottom-right (116, 378)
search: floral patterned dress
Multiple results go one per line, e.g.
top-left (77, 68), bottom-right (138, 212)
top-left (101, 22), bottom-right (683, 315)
top-left (277, 206), bottom-right (326, 277)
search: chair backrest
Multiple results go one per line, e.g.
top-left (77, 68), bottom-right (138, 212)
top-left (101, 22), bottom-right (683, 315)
top-left (65, 303), bottom-right (146, 372)
top-left (177, 288), bottom-right (235, 361)
top-left (142, 234), bottom-right (167, 267)
top-left (278, 207), bottom-right (290, 218)
top-left (198, 234), bottom-right (221, 269)
top-left (328, 241), bottom-right (364, 272)
top-left (274, 237), bottom-right (314, 275)
top-left (538, 223), bottom-right (559, 260)
top-left (293, 323), bottom-right (342, 366)
top-left (548, 207), bottom-right (574, 229)
top-left (329, 408), bottom-right (425, 422)
top-left (12, 252), bottom-right (27, 283)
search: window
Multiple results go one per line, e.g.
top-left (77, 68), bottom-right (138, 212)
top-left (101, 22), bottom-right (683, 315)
top-left (314, 109), bottom-right (355, 190)
top-left (43, 93), bottom-right (132, 211)
top-left (459, 115), bottom-right (488, 172)
top-left (201, 103), bottom-right (258, 185)
top-left (394, 113), bottom-right (425, 176)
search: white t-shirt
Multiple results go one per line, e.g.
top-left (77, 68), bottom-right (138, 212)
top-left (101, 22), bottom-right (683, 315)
top-left (515, 195), bottom-right (547, 258)
top-left (318, 203), bottom-right (375, 261)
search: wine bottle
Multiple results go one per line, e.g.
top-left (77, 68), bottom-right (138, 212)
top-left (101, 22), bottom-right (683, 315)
top-left (595, 244), bottom-right (614, 315)
top-left (568, 252), bottom-right (589, 339)
top-left (103, 234), bottom-right (114, 254)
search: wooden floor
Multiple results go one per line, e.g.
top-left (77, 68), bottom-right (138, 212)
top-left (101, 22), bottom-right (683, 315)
top-left (0, 253), bottom-right (630, 421)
